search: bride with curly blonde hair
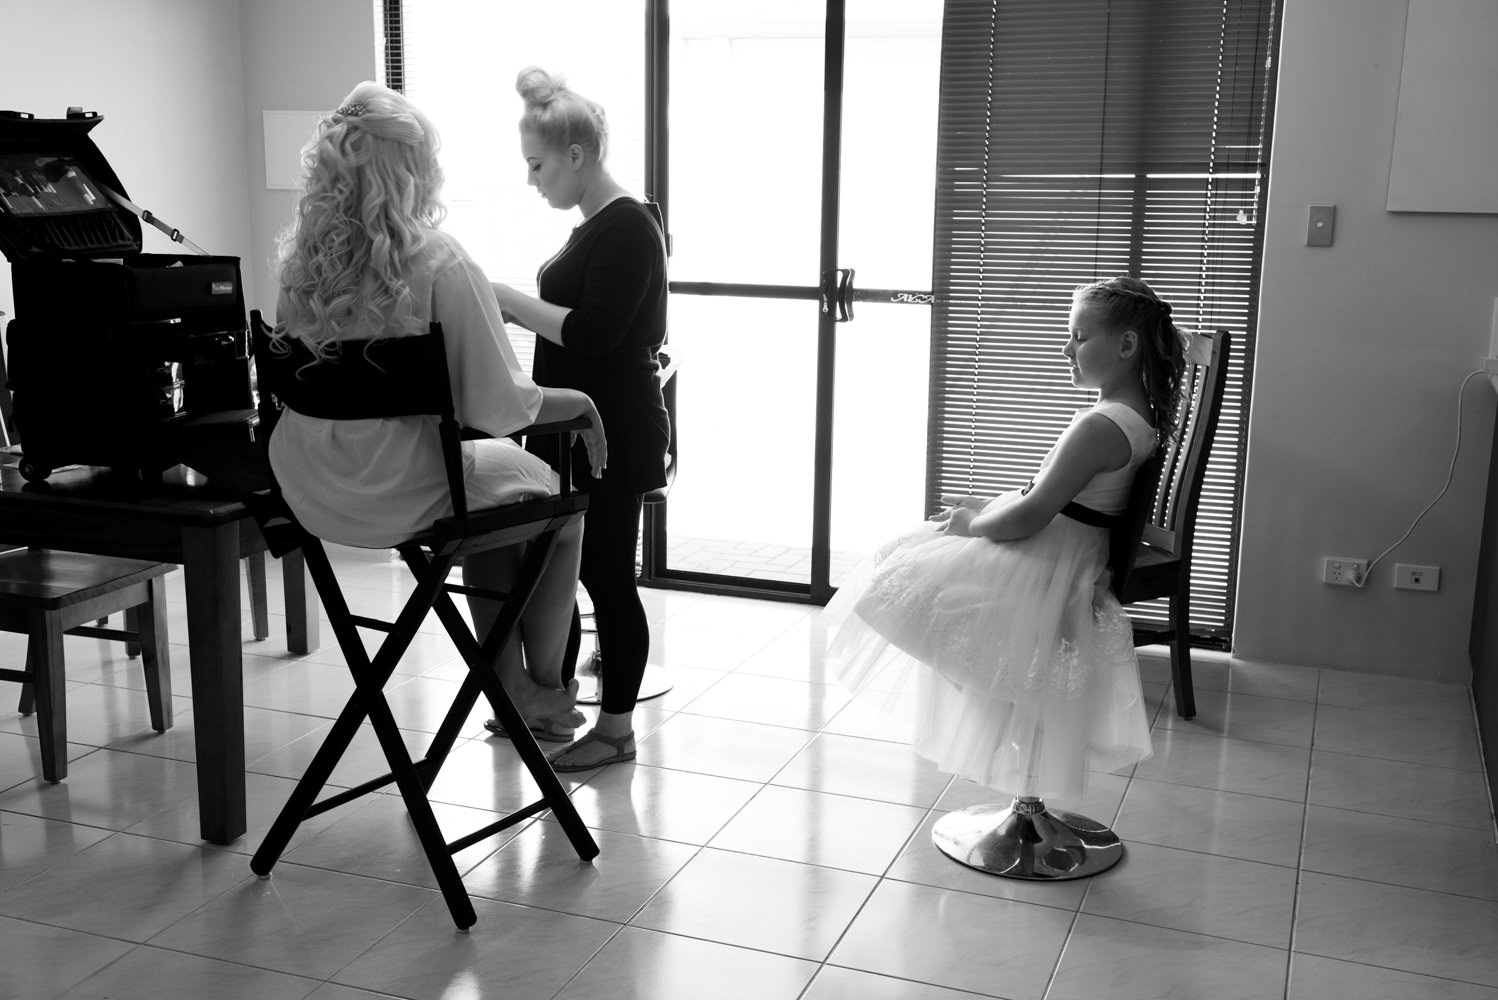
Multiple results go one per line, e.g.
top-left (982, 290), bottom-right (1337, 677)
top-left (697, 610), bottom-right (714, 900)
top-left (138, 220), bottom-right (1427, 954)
top-left (267, 81), bottom-right (606, 735)
top-left (275, 81), bottom-right (445, 353)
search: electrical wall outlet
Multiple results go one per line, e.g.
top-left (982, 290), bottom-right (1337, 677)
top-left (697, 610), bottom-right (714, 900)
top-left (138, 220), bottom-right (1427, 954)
top-left (1322, 556), bottom-right (1367, 586)
top-left (1394, 563), bottom-right (1440, 592)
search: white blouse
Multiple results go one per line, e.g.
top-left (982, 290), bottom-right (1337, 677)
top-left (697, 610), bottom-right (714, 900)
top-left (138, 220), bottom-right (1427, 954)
top-left (269, 230), bottom-right (553, 547)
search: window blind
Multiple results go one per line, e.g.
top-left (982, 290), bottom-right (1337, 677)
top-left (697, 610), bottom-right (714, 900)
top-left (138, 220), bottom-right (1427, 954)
top-left (379, 0), bottom-right (405, 93)
top-left (929, 0), bottom-right (1279, 644)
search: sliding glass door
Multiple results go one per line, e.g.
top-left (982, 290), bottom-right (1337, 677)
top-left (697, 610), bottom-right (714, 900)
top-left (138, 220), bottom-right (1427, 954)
top-left (642, 0), bottom-right (944, 602)
top-left (399, 0), bottom-right (943, 604)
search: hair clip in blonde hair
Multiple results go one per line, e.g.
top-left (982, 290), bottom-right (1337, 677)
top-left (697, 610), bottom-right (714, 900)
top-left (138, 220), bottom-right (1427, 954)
top-left (335, 103), bottom-right (368, 118)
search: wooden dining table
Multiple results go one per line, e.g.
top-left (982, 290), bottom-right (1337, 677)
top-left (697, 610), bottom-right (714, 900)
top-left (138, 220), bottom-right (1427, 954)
top-left (0, 461), bottom-right (317, 844)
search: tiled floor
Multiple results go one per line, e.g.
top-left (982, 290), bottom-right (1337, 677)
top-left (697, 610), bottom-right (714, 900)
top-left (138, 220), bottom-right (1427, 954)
top-left (2, 544), bottom-right (1497, 999)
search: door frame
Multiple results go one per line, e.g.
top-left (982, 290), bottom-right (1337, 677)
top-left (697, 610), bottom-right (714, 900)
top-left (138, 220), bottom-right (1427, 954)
top-left (638, 0), bottom-right (853, 605)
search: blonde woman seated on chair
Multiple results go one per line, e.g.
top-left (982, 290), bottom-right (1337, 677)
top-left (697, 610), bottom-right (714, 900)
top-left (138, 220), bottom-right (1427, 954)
top-left (267, 81), bottom-right (606, 733)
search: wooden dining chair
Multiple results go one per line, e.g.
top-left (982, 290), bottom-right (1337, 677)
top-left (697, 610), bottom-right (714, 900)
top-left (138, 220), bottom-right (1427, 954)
top-left (1109, 328), bottom-right (1230, 721)
top-left (0, 549), bottom-right (173, 781)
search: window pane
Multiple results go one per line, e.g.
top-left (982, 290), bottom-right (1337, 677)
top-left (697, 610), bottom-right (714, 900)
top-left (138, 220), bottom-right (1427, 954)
top-left (665, 295), bottom-right (818, 584)
top-left (403, 1), bottom-right (647, 366)
top-left (669, 1), bottom-right (824, 286)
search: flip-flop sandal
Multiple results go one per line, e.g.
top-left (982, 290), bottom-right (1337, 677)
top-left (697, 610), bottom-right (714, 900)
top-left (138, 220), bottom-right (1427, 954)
top-left (547, 728), bottom-right (636, 772)
top-left (484, 715), bottom-right (581, 743)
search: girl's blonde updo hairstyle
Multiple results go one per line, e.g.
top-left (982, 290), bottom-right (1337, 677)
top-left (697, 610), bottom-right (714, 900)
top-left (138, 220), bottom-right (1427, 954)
top-left (516, 66), bottom-right (609, 163)
top-left (274, 81), bottom-right (446, 357)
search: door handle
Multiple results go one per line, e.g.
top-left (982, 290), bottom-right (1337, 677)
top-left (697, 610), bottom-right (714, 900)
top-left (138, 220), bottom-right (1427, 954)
top-left (820, 268), bottom-right (856, 323)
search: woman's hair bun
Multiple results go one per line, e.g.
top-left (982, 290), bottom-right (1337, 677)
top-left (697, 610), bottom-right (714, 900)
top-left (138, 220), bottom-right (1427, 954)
top-left (516, 66), bottom-right (564, 107)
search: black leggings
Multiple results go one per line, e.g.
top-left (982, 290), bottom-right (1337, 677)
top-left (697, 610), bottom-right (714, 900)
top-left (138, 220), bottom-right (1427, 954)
top-left (573, 476), bottom-right (649, 715)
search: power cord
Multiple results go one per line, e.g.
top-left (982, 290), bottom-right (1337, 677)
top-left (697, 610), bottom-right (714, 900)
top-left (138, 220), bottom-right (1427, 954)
top-left (1350, 368), bottom-right (1488, 588)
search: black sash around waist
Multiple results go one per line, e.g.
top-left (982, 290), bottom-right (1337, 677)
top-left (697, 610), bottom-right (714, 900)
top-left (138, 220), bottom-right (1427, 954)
top-left (1021, 481), bottom-right (1122, 529)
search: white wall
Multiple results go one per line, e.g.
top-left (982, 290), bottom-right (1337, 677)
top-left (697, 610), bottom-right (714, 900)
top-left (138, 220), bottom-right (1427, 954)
top-left (0, 0), bottom-right (253, 323)
top-left (0, 0), bottom-right (376, 327)
top-left (238, 0), bottom-right (378, 320)
top-left (1236, 0), bottom-right (1498, 681)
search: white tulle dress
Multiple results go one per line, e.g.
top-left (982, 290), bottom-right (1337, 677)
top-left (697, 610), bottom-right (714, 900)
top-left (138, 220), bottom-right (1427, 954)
top-left (822, 401), bottom-right (1158, 799)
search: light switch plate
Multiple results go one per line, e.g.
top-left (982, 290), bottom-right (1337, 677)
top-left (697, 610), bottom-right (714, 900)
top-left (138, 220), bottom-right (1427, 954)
top-left (1307, 204), bottom-right (1335, 246)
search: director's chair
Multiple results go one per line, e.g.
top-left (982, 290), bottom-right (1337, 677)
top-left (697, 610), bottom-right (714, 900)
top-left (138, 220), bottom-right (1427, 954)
top-left (243, 312), bottom-right (598, 929)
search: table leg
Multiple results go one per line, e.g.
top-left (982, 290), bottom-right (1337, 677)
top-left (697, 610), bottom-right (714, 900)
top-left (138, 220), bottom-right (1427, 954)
top-left (281, 547), bottom-right (319, 654)
top-left (183, 522), bottom-right (246, 845)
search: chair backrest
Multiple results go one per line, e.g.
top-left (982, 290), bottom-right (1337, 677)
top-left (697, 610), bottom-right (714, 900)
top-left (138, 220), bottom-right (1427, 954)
top-left (644, 354), bottom-right (679, 505)
top-left (640, 198), bottom-right (677, 506)
top-left (249, 311), bottom-right (470, 521)
top-left (1109, 328), bottom-right (1230, 597)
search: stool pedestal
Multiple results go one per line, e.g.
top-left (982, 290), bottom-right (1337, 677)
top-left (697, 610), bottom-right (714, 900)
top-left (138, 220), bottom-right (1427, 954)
top-left (932, 795), bottom-right (1123, 880)
top-left (574, 650), bottom-right (673, 705)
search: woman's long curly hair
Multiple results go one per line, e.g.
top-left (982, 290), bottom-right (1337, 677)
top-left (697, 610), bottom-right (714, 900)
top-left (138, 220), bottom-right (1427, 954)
top-left (274, 81), bottom-right (445, 359)
top-left (1073, 276), bottom-right (1187, 445)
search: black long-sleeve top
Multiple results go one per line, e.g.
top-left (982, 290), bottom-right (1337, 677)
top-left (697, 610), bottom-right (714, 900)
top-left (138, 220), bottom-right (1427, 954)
top-left (527, 197), bottom-right (670, 494)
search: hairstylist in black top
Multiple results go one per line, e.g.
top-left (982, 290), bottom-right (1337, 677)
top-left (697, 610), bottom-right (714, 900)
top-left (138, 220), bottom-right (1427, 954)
top-left (491, 66), bottom-right (670, 772)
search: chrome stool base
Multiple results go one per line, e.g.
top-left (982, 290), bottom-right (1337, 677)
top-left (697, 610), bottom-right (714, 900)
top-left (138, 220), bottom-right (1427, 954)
top-left (932, 796), bottom-right (1123, 880)
top-left (574, 651), bottom-right (673, 705)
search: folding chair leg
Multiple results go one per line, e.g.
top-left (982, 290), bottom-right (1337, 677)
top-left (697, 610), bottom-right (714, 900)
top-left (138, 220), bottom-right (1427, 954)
top-left (414, 537), bottom-right (600, 864)
top-left (250, 694), bottom-right (368, 870)
top-left (362, 680), bottom-right (478, 928)
top-left (254, 523), bottom-right (598, 930)
top-left (1169, 593), bottom-right (1196, 719)
top-left (252, 538), bottom-right (484, 928)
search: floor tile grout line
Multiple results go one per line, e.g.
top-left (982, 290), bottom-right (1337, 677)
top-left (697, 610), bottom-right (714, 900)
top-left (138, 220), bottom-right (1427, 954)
top-left (1284, 666), bottom-right (1324, 1000)
top-left (9, 567), bottom-right (1498, 998)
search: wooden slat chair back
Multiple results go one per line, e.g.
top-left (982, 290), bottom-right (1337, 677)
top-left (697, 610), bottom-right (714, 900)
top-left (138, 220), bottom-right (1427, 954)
top-left (1109, 329), bottom-right (1231, 719)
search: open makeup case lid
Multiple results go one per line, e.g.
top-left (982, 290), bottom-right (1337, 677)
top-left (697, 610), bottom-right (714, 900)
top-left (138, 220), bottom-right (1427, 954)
top-left (0, 108), bottom-right (143, 260)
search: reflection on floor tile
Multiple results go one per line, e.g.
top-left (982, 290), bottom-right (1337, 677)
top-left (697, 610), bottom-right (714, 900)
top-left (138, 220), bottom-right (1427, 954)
top-left (1301, 803), bottom-right (1498, 899)
top-left (554, 925), bottom-right (819, 1000)
top-left (1314, 703), bottom-right (1484, 771)
top-left (1308, 748), bottom-right (1495, 829)
top-left (333, 894), bottom-right (618, 1000)
top-left (1296, 872), bottom-right (1498, 988)
top-left (1048, 912), bottom-right (1287, 1000)
top-left (632, 847), bottom-right (876, 960)
top-left (1080, 840), bottom-right (1297, 948)
top-left (1116, 777), bottom-right (1305, 865)
top-left (464, 819), bottom-right (697, 922)
top-left (1287, 953), bottom-right (1498, 1000)
top-left (830, 879), bottom-right (1073, 999)
top-left (61, 945), bottom-right (321, 1000)
top-left (4, 554), bottom-right (1495, 998)
top-left (708, 783), bottom-right (926, 874)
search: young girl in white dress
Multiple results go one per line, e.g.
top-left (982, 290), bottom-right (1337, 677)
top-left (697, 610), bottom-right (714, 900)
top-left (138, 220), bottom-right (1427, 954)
top-left (822, 276), bottom-right (1187, 798)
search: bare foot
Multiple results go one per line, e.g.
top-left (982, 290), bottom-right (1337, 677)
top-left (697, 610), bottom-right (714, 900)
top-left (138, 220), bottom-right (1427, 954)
top-left (521, 678), bottom-right (579, 719)
top-left (506, 677), bottom-right (574, 720)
